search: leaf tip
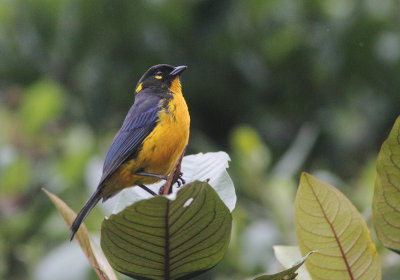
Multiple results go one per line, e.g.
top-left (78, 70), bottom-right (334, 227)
top-left (300, 172), bottom-right (312, 179)
top-left (42, 187), bottom-right (50, 196)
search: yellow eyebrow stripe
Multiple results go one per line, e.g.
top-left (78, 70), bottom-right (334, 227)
top-left (136, 82), bottom-right (143, 93)
top-left (155, 75), bottom-right (162, 80)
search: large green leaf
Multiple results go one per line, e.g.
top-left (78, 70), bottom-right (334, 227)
top-left (294, 173), bottom-right (381, 280)
top-left (101, 181), bottom-right (232, 280)
top-left (372, 116), bottom-right (400, 253)
top-left (42, 188), bottom-right (117, 280)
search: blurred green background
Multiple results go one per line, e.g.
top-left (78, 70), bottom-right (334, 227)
top-left (1, 0), bottom-right (399, 279)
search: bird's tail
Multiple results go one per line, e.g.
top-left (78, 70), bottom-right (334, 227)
top-left (70, 188), bottom-right (102, 241)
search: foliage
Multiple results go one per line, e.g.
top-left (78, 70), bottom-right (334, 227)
top-left (43, 181), bottom-right (233, 280)
top-left (42, 154), bottom-right (235, 280)
top-left (42, 114), bottom-right (400, 280)
top-left (1, 0), bottom-right (400, 279)
top-left (101, 181), bottom-right (232, 280)
top-left (42, 189), bottom-right (117, 280)
top-left (295, 173), bottom-right (380, 279)
top-left (273, 246), bottom-right (312, 280)
top-left (373, 116), bottom-right (400, 253)
top-left (254, 251), bottom-right (315, 280)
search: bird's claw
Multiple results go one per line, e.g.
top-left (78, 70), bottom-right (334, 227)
top-left (158, 172), bottom-right (186, 194)
top-left (176, 172), bottom-right (185, 188)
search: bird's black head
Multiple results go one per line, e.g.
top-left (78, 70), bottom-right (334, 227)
top-left (135, 64), bottom-right (187, 95)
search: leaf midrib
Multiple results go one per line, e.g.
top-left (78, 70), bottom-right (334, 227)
top-left (165, 201), bottom-right (171, 280)
top-left (306, 175), bottom-right (355, 280)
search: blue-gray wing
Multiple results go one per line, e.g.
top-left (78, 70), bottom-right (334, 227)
top-left (99, 93), bottom-right (161, 186)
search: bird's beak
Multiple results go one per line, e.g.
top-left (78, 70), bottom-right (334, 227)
top-left (170, 65), bottom-right (187, 76)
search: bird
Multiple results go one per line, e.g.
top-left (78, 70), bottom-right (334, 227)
top-left (70, 64), bottom-right (190, 240)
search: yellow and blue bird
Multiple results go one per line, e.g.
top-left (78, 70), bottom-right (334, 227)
top-left (70, 64), bottom-right (190, 240)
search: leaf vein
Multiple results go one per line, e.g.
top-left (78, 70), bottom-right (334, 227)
top-left (104, 230), bottom-right (164, 265)
top-left (305, 175), bottom-right (355, 280)
top-left (105, 222), bottom-right (165, 259)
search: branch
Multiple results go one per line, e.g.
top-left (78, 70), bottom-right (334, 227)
top-left (160, 146), bottom-right (186, 195)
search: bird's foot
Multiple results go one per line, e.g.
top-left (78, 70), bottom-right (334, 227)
top-left (176, 172), bottom-right (185, 188)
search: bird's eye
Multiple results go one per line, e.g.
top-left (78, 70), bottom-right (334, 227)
top-left (154, 71), bottom-right (163, 79)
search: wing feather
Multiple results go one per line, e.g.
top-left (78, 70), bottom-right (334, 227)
top-left (99, 92), bottom-right (161, 186)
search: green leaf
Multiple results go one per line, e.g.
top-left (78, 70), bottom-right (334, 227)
top-left (230, 125), bottom-right (271, 197)
top-left (57, 126), bottom-right (94, 184)
top-left (20, 79), bottom-right (65, 134)
top-left (294, 173), bottom-right (381, 280)
top-left (273, 246), bottom-right (312, 280)
top-left (253, 250), bottom-right (315, 280)
top-left (101, 181), bottom-right (232, 280)
top-left (373, 116), bottom-right (400, 253)
top-left (0, 156), bottom-right (32, 194)
top-left (113, 152), bottom-right (236, 213)
top-left (42, 188), bottom-right (117, 280)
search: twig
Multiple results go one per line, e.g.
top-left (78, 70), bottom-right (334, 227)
top-left (160, 146), bottom-right (186, 195)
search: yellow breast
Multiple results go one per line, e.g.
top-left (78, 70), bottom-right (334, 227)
top-left (141, 86), bottom-right (190, 175)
